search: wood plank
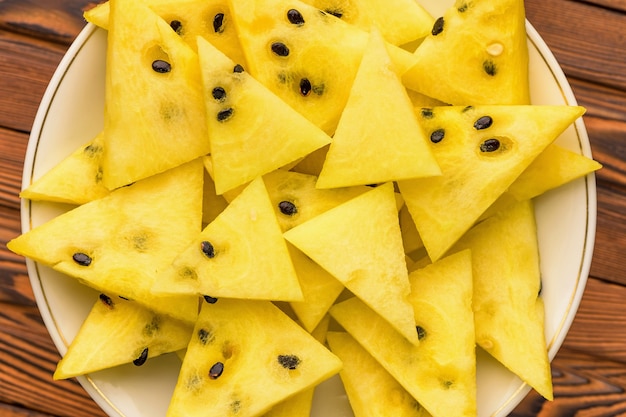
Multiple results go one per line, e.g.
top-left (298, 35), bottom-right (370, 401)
top-left (0, 128), bottom-right (28, 211)
top-left (0, 403), bottom-right (56, 417)
top-left (0, 201), bottom-right (33, 307)
top-left (563, 277), bottom-right (626, 364)
top-left (0, 303), bottom-right (107, 417)
top-left (0, 0), bottom-right (95, 45)
top-left (0, 32), bottom-right (66, 133)
top-left (584, 116), bottom-right (626, 186)
top-left (591, 184), bottom-right (626, 286)
top-left (573, 0), bottom-right (626, 14)
top-left (525, 0), bottom-right (626, 91)
top-left (511, 347), bottom-right (626, 416)
top-left (569, 77), bottom-right (626, 123)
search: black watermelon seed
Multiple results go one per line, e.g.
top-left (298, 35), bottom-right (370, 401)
top-left (480, 138), bottom-right (501, 153)
top-left (217, 108), bottom-right (234, 122)
top-left (198, 328), bottom-right (215, 344)
top-left (271, 42), bottom-right (290, 57)
top-left (201, 241), bottom-right (216, 258)
top-left (483, 60), bottom-right (497, 76)
top-left (420, 108), bottom-right (434, 119)
top-left (213, 13), bottom-right (225, 33)
top-left (278, 200), bottom-right (297, 215)
top-left (416, 326), bottom-right (427, 340)
top-left (430, 129), bottom-right (445, 143)
top-left (299, 78), bottom-right (312, 96)
top-left (133, 347), bottom-right (149, 366)
top-left (277, 354), bottom-right (301, 370)
top-left (325, 9), bottom-right (343, 18)
top-left (151, 60), bottom-right (171, 73)
top-left (212, 87), bottom-right (226, 101)
top-left (233, 64), bottom-right (244, 73)
top-left (474, 115), bottom-right (493, 130)
top-left (209, 362), bottom-right (225, 379)
top-left (203, 295), bottom-right (219, 304)
top-left (170, 20), bottom-right (182, 34)
top-left (458, 2), bottom-right (469, 12)
top-left (72, 252), bottom-right (92, 266)
top-left (432, 17), bottom-right (445, 36)
top-left (83, 143), bottom-right (102, 157)
top-left (287, 9), bottom-right (305, 25)
top-left (99, 293), bottom-right (114, 308)
top-left (462, 105), bottom-right (474, 113)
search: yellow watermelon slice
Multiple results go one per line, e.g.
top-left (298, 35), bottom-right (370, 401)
top-left (480, 143), bottom-right (602, 220)
top-left (262, 169), bottom-right (373, 331)
top-left (201, 167), bottom-right (229, 227)
top-left (85, 0), bottom-right (247, 66)
top-left (263, 169), bottom-right (369, 232)
top-left (507, 143), bottom-right (603, 201)
top-left (397, 104), bottom-right (585, 261)
top-left (327, 331), bottom-right (432, 417)
top-left (330, 249), bottom-right (476, 417)
top-left (226, 0), bottom-right (418, 135)
top-left (54, 293), bottom-right (193, 379)
top-left (153, 177), bottom-right (304, 302)
top-left (316, 28), bottom-right (440, 188)
top-left (7, 159), bottom-right (204, 324)
top-left (102, 0), bottom-right (210, 189)
top-left (403, 0), bottom-right (530, 105)
top-left (451, 199), bottom-right (553, 400)
top-left (166, 299), bottom-right (342, 417)
top-left (264, 315), bottom-right (330, 417)
top-left (283, 182), bottom-right (418, 345)
top-left (20, 131), bottom-right (109, 205)
top-left (196, 36), bottom-right (331, 195)
top-left (301, 0), bottom-right (434, 46)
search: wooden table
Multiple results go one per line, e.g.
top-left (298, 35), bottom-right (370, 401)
top-left (1, 0), bottom-right (625, 416)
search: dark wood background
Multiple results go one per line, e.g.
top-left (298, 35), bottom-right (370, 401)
top-left (1, 0), bottom-right (625, 416)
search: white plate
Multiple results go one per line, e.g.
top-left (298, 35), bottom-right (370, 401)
top-left (21, 2), bottom-right (596, 417)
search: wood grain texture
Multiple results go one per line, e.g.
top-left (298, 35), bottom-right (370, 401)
top-left (0, 0), bottom-right (96, 45)
top-left (0, 303), bottom-right (108, 417)
top-left (526, 0), bottom-right (626, 92)
top-left (511, 347), bottom-right (626, 416)
top-left (0, 0), bottom-right (624, 416)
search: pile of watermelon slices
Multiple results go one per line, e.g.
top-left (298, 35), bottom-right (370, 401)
top-left (9, 0), bottom-right (602, 416)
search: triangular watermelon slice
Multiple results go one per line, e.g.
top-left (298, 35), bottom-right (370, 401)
top-left (8, 159), bottom-right (204, 324)
top-left (196, 36), bottom-right (331, 195)
top-left (402, 0), bottom-right (530, 105)
top-left (85, 0), bottom-right (248, 67)
top-left (330, 249), bottom-right (476, 417)
top-left (166, 299), bottom-right (342, 417)
top-left (54, 293), bottom-right (193, 379)
top-left (264, 315), bottom-right (330, 417)
top-left (327, 331), bottom-right (432, 417)
top-left (153, 177), bottom-right (304, 302)
top-left (316, 28), bottom-right (440, 188)
top-left (397, 104), bottom-right (585, 261)
top-left (451, 199), bottom-right (553, 400)
top-left (226, 0), bottom-right (417, 135)
top-left (283, 182), bottom-right (418, 344)
top-left (102, 0), bottom-right (210, 189)
top-left (20, 131), bottom-right (109, 205)
top-left (301, 0), bottom-right (434, 46)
